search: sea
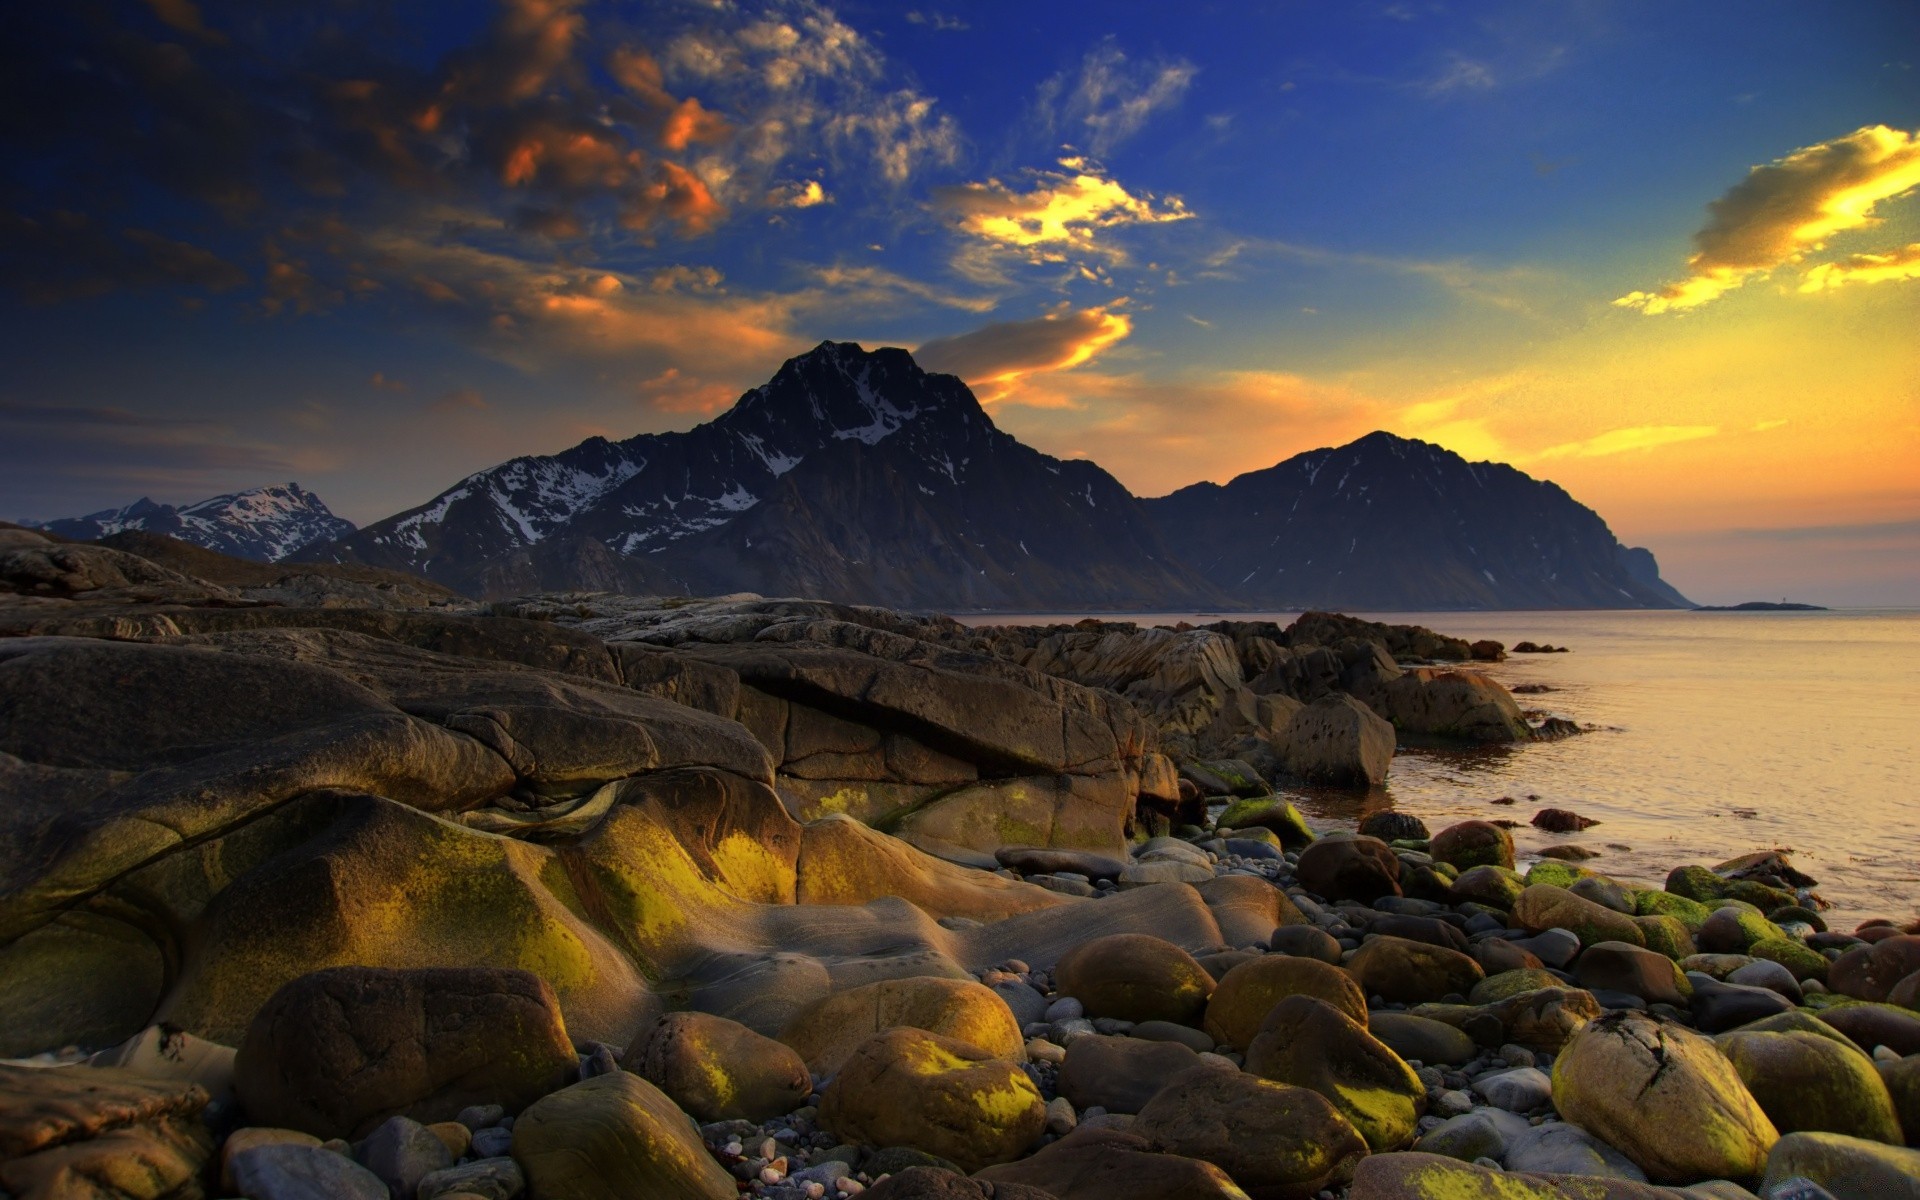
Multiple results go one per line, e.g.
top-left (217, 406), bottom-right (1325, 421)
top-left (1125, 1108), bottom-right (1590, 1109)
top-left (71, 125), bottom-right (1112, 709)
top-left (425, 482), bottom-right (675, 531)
top-left (951, 608), bottom-right (1920, 926)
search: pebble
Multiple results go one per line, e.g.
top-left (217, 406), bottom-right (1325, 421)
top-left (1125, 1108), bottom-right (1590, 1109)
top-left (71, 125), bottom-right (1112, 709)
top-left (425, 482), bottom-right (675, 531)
top-left (469, 1127), bottom-right (513, 1158)
top-left (1045, 1096), bottom-right (1077, 1135)
top-left (1497, 1044), bottom-right (1537, 1069)
top-left (456, 1105), bottom-right (505, 1131)
top-left (1472, 1067), bottom-right (1554, 1113)
top-left (1044, 997), bottom-right (1085, 1022)
top-left (1025, 1037), bottom-right (1066, 1064)
top-left (1434, 1089), bottom-right (1475, 1117)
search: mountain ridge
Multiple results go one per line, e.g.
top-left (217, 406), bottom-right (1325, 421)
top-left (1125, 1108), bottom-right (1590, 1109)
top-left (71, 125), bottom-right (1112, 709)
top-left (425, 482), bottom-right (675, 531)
top-left (35, 483), bottom-right (354, 563)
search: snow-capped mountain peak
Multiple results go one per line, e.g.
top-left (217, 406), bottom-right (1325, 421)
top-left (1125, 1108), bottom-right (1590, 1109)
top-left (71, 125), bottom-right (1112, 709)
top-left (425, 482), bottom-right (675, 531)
top-left (37, 483), bottom-right (355, 562)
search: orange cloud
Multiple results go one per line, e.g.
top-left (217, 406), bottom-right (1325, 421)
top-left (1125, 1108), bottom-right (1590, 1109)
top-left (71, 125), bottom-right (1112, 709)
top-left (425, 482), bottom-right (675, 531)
top-left (1798, 242), bottom-right (1920, 292)
top-left (638, 367), bottom-right (740, 415)
top-left (931, 159), bottom-right (1191, 272)
top-left (1534, 424), bottom-right (1720, 460)
top-left (914, 306), bottom-right (1132, 402)
top-left (1617, 124), bottom-right (1920, 313)
top-left (621, 160), bottom-right (724, 237)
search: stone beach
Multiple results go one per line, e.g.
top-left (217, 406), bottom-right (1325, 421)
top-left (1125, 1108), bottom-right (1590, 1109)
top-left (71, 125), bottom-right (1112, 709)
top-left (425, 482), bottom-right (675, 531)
top-left (2, 528), bottom-right (1919, 1200)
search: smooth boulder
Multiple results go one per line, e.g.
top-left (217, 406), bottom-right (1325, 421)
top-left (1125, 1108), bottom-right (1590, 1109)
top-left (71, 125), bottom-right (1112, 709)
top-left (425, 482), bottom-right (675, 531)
top-left (1427, 821), bottom-right (1515, 871)
top-left (1246, 995), bottom-right (1426, 1151)
top-left (1296, 836), bottom-right (1402, 904)
top-left (1134, 1065), bottom-right (1370, 1199)
top-left (1513, 885), bottom-right (1645, 948)
top-left (1347, 935), bottom-right (1484, 1005)
top-left (511, 1071), bottom-right (736, 1200)
top-left (1203, 955), bottom-right (1368, 1050)
top-left (1719, 1029), bottom-right (1904, 1143)
top-left (1761, 1131), bottom-right (1920, 1199)
top-left (1055, 934), bottom-right (1215, 1026)
top-left (1058, 1033), bottom-right (1202, 1115)
top-left (779, 977), bottom-right (1023, 1076)
top-left (974, 1126), bottom-right (1254, 1200)
top-left (819, 1027), bottom-right (1045, 1173)
top-left (624, 1011), bottom-right (810, 1122)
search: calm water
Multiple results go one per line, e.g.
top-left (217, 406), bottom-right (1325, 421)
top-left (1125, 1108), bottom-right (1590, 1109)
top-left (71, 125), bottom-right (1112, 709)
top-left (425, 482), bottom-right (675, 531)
top-left (954, 609), bottom-right (1920, 924)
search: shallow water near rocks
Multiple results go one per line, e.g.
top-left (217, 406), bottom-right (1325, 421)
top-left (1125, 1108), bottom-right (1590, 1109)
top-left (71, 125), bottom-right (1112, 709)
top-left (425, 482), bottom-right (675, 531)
top-left (956, 608), bottom-right (1920, 925)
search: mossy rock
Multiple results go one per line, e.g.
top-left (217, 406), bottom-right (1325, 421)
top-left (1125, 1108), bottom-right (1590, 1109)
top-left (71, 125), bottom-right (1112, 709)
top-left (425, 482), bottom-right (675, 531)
top-left (1512, 883), bottom-right (1645, 949)
top-left (512, 1072), bottom-right (738, 1200)
top-left (1635, 889), bottom-right (1713, 931)
top-left (1753, 938), bottom-right (1831, 983)
top-left (1770, 905), bottom-right (1830, 934)
top-left (818, 1027), bottom-right (1046, 1173)
top-left (1217, 824), bottom-right (1285, 850)
top-left (1635, 914), bottom-right (1697, 961)
top-left (1665, 864), bottom-right (1728, 903)
top-left (1526, 860), bottom-right (1597, 890)
top-left (1698, 906), bottom-right (1789, 955)
top-left (1245, 995), bottom-right (1426, 1152)
top-left (1450, 865), bottom-right (1526, 910)
top-left (1204, 955), bottom-right (1366, 1050)
top-left (1469, 969), bottom-right (1565, 1006)
top-left (1198, 760), bottom-right (1270, 798)
top-left (1719, 1030), bottom-right (1904, 1143)
top-left (1215, 796), bottom-right (1315, 849)
top-left (1725, 879), bottom-right (1799, 912)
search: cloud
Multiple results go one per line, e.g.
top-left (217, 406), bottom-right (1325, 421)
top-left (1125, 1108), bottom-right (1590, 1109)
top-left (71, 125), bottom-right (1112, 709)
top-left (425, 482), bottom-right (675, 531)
top-left (0, 211), bottom-right (246, 303)
top-left (1617, 125), bottom-right (1920, 313)
top-left (904, 11), bottom-right (968, 32)
top-left (0, 400), bottom-right (316, 505)
top-left (1426, 55), bottom-right (1496, 94)
top-left (430, 387), bottom-right (488, 413)
top-left (1534, 425), bottom-right (1719, 459)
top-left (914, 306), bottom-right (1132, 402)
top-left (768, 179), bottom-right (832, 207)
top-left (931, 159), bottom-right (1192, 277)
top-left (1798, 242), bottom-right (1920, 292)
top-left (807, 263), bottom-right (998, 312)
top-left (1038, 38), bottom-right (1196, 155)
top-left (637, 367), bottom-right (741, 415)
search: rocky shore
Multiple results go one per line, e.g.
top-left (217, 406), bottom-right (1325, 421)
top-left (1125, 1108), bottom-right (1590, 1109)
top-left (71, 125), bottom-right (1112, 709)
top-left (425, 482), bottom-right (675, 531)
top-left (2, 525), bottom-right (1918, 1200)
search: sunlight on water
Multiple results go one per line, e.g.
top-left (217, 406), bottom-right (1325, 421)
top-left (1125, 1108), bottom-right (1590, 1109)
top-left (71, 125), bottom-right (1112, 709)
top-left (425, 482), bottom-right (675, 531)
top-left (956, 609), bottom-right (1920, 924)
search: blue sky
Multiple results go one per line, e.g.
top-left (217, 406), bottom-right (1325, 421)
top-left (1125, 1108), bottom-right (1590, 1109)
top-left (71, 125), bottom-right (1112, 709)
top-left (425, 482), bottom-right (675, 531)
top-left (1, 0), bottom-right (1916, 602)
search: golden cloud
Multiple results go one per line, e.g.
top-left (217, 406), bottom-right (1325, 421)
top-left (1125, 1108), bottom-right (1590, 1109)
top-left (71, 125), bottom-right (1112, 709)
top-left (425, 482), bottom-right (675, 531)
top-left (913, 306), bottom-right (1133, 402)
top-left (930, 159), bottom-right (1191, 269)
top-left (1798, 242), bottom-right (1920, 292)
top-left (1534, 424), bottom-right (1719, 459)
top-left (1617, 124), bottom-right (1920, 314)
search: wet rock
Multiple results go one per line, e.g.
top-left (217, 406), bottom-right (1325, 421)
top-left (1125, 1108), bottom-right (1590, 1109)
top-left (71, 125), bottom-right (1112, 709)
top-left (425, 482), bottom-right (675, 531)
top-left (819, 1027), bottom-right (1045, 1173)
top-left (1697, 907), bottom-right (1787, 956)
top-left (512, 1071), bottom-right (736, 1199)
top-left (1761, 1131), bottom-right (1920, 1199)
top-left (1135, 1064), bottom-right (1370, 1198)
top-left (1055, 933), bottom-right (1215, 1026)
top-left (1689, 973), bottom-right (1797, 1033)
top-left (1568, 875), bottom-right (1637, 915)
top-left (1718, 1029), bottom-right (1903, 1143)
top-left (1058, 1033), bottom-right (1201, 1114)
top-left (1348, 935), bottom-right (1485, 1005)
top-left (1728, 960), bottom-right (1804, 1003)
top-left (1511, 928), bottom-right (1583, 969)
top-left (1428, 821), bottom-right (1516, 871)
top-left (1203, 954), bottom-right (1368, 1050)
top-left (1296, 835), bottom-right (1402, 903)
top-left (974, 1126), bottom-right (1251, 1199)
top-left (1359, 811), bottom-right (1430, 842)
top-left (1450, 865), bottom-right (1527, 910)
top-left (1216, 796), bottom-right (1318, 849)
top-left (1246, 995), bottom-right (1426, 1151)
top-left (1532, 808), bottom-right (1599, 833)
top-left (624, 1011), bottom-right (811, 1122)
top-left (779, 977), bottom-right (1023, 1076)
top-left (1551, 1010), bottom-right (1777, 1183)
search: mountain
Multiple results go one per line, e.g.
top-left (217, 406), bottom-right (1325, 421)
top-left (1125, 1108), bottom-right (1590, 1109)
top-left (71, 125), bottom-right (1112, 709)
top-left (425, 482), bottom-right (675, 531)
top-left (1142, 431), bottom-right (1692, 609)
top-left (301, 341), bottom-right (1223, 609)
top-left (37, 483), bottom-right (354, 563)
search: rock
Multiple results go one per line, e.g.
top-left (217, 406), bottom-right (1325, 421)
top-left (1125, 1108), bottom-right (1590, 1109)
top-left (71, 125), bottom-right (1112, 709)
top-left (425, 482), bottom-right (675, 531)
top-left (1752, 939), bottom-right (1830, 983)
top-left (1280, 693), bottom-right (1395, 788)
top-left (1637, 890), bottom-right (1715, 931)
top-left (1728, 960), bottom-right (1805, 1003)
top-left (1473, 938), bottom-right (1545, 976)
top-left (819, 1027), bottom-right (1045, 1173)
top-left (1532, 808), bottom-right (1599, 833)
top-left (1133, 1020), bottom-right (1217, 1053)
top-left (86, 1024), bottom-right (238, 1102)
top-left (1550, 1010), bottom-right (1777, 1183)
top-left (1471, 1067), bottom-right (1553, 1113)
top-left (1538, 844), bottom-right (1601, 861)
top-left (1296, 835), bottom-right (1403, 903)
top-left (1762, 1131), bottom-right (1920, 1199)
top-left (861, 1165), bottom-right (1057, 1199)
top-left (1055, 934), bottom-right (1215, 1026)
top-left (1370, 1012), bottom-right (1477, 1066)
top-left (623, 1011), bottom-right (811, 1122)
top-left (1575, 941), bottom-right (1693, 1007)
top-left (1428, 821), bottom-right (1516, 871)
top-left (1359, 811), bottom-right (1430, 842)
top-left (1348, 935), bottom-right (1485, 1005)
top-left (1832, 937), bottom-right (1920, 1002)
top-left (1471, 969), bottom-right (1566, 1005)
top-left (1369, 915), bottom-right (1472, 954)
top-left (973, 1126), bottom-right (1253, 1199)
top-left (228, 1142), bottom-right (391, 1200)
top-left (1266, 924), bottom-right (1345, 963)
top-left (1511, 929), bottom-right (1583, 969)
top-left (1635, 914), bottom-right (1698, 960)
top-left (1503, 1122), bottom-right (1647, 1180)
top-left (1690, 974), bottom-right (1797, 1033)
top-left (1246, 995), bottom-right (1426, 1151)
top-left (1058, 1033), bottom-right (1202, 1114)
top-left (995, 846), bottom-right (1129, 879)
top-left (1880, 1056), bottom-right (1920, 1149)
top-left (0, 1064), bottom-right (214, 1200)
top-left (220, 1127), bottom-right (323, 1192)
top-left (511, 1071), bottom-right (740, 1199)
top-left (991, 980), bottom-right (1050, 1027)
top-left (362, 1115), bottom-right (456, 1199)
top-left (1718, 1030), bottom-right (1903, 1143)
top-left (1450, 866), bottom-right (1527, 910)
top-left (1117, 860), bottom-right (1215, 886)
top-left (1134, 1065), bottom-right (1370, 1198)
top-left (1569, 875), bottom-right (1637, 914)
top-left (1666, 865), bottom-right (1730, 903)
top-left (779, 977), bottom-right (1024, 1077)
top-left (1414, 1110), bottom-right (1528, 1162)
top-left (1820, 1004), bottom-right (1920, 1058)
top-left (1441, 986), bottom-right (1604, 1054)
top-left (1215, 796), bottom-right (1317, 849)
top-left (418, 1158), bottom-right (527, 1200)
top-left (1697, 907), bottom-right (1786, 956)
top-left (1891, 971), bottom-right (1920, 1011)
top-left (1202, 954), bottom-right (1368, 1050)
top-left (1348, 1151), bottom-right (1675, 1199)
top-left (1513, 885), bottom-right (1645, 948)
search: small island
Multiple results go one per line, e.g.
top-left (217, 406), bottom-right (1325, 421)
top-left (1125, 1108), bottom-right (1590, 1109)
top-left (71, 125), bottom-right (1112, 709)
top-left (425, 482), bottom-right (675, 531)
top-left (1693, 601), bottom-right (1829, 611)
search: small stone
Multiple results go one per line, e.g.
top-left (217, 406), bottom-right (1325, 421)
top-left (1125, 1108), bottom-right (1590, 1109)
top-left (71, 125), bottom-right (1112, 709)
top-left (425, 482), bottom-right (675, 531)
top-left (1045, 1096), bottom-right (1077, 1135)
top-left (229, 1143), bottom-right (389, 1200)
top-left (1025, 1037), bottom-right (1066, 1064)
top-left (1043, 997), bottom-right (1084, 1022)
top-left (416, 1158), bottom-right (526, 1200)
top-left (1435, 1089), bottom-right (1475, 1117)
top-left (1472, 1066), bottom-right (1553, 1112)
top-left (469, 1126), bottom-right (513, 1157)
top-left (361, 1115), bottom-right (454, 1200)
top-left (1497, 1044), bottom-right (1536, 1069)
top-left (456, 1104), bottom-right (504, 1131)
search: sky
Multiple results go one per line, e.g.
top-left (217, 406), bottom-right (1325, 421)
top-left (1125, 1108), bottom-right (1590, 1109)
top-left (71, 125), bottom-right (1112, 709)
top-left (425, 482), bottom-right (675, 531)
top-left (1, 0), bottom-right (1916, 606)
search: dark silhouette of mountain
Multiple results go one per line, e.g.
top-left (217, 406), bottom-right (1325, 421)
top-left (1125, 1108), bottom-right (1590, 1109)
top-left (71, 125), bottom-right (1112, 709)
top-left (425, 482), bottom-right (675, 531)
top-left (36, 483), bottom-right (353, 563)
top-left (301, 341), bottom-right (1222, 609)
top-left (1141, 431), bottom-right (1692, 609)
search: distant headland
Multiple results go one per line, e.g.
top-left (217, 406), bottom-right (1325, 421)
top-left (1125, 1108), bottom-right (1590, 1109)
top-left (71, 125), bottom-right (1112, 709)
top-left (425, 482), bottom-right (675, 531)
top-left (1694, 601), bottom-right (1829, 611)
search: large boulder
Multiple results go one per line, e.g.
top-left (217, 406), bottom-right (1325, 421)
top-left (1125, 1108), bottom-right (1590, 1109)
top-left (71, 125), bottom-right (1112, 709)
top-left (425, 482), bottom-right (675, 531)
top-left (1832, 936), bottom-right (1920, 1002)
top-left (1347, 936), bottom-right (1484, 1005)
top-left (778, 977), bottom-right (1023, 1077)
top-left (1718, 1029), bottom-right (1904, 1143)
top-left (0, 1064), bottom-right (214, 1200)
top-left (974, 1126), bottom-right (1254, 1200)
top-left (1296, 836), bottom-right (1402, 904)
top-left (1550, 1010), bottom-right (1777, 1183)
top-left (1821, 1003), bottom-right (1920, 1058)
top-left (1883, 1055), bottom-right (1920, 1149)
top-left (511, 1071), bottom-right (737, 1200)
top-left (1246, 995), bottom-right (1426, 1151)
top-left (1761, 1131), bottom-right (1920, 1199)
top-left (1278, 693), bottom-right (1394, 788)
top-left (1203, 955), bottom-right (1368, 1050)
top-left (1058, 1033), bottom-right (1202, 1115)
top-left (1347, 1151), bottom-right (1676, 1199)
top-left (233, 966), bottom-right (578, 1140)
top-left (1054, 934), bottom-right (1215, 1026)
top-left (623, 1011), bottom-right (811, 1122)
top-left (818, 1027), bottom-right (1045, 1173)
top-left (1134, 1065), bottom-right (1370, 1199)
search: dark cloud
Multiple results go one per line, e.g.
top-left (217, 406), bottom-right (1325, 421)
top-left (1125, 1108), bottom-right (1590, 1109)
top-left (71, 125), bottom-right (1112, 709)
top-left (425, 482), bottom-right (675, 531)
top-left (0, 210), bottom-right (246, 302)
